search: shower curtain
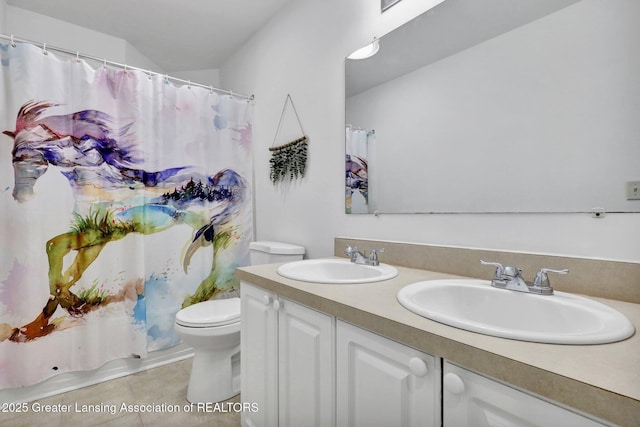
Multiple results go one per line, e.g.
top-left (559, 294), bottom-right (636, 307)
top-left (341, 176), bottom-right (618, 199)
top-left (345, 126), bottom-right (374, 214)
top-left (0, 42), bottom-right (253, 388)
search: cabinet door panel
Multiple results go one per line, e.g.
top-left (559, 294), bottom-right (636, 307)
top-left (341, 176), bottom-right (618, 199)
top-left (337, 320), bottom-right (441, 427)
top-left (278, 298), bottom-right (334, 427)
top-left (443, 362), bottom-right (607, 427)
top-left (240, 282), bottom-right (278, 427)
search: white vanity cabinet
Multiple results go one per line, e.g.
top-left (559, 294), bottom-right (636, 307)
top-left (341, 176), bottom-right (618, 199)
top-left (443, 362), bottom-right (607, 427)
top-left (336, 320), bottom-right (441, 427)
top-left (241, 281), bottom-right (608, 427)
top-left (240, 282), bottom-right (334, 427)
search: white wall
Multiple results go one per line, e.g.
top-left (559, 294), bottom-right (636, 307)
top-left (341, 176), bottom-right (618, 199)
top-left (221, 0), bottom-right (640, 263)
top-left (6, 6), bottom-right (163, 72)
top-left (4, 6), bottom-right (222, 96)
top-left (124, 40), bottom-right (165, 73)
top-left (172, 69), bottom-right (221, 88)
top-left (0, 0), bottom-right (7, 34)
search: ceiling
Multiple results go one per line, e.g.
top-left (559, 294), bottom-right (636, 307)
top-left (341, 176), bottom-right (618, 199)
top-left (346, 0), bottom-right (581, 97)
top-left (6, 0), bottom-right (293, 72)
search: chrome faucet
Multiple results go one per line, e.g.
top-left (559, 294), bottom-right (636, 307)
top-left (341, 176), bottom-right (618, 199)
top-left (480, 260), bottom-right (568, 295)
top-left (344, 245), bottom-right (384, 266)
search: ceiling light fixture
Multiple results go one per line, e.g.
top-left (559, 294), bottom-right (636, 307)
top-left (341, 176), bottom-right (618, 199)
top-left (347, 38), bottom-right (380, 60)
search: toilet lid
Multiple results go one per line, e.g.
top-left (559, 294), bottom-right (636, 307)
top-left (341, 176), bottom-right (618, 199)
top-left (175, 297), bottom-right (241, 327)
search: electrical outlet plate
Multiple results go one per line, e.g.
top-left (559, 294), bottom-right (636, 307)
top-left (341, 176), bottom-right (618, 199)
top-left (627, 181), bottom-right (640, 200)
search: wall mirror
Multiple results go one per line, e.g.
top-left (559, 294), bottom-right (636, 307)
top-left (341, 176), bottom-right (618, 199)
top-left (345, 0), bottom-right (640, 214)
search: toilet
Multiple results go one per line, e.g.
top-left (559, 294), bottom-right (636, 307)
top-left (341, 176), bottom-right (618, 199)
top-left (248, 241), bottom-right (305, 265)
top-left (175, 241), bottom-right (305, 403)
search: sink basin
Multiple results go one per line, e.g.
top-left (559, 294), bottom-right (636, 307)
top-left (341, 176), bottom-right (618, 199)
top-left (276, 259), bottom-right (398, 284)
top-left (397, 279), bottom-right (635, 344)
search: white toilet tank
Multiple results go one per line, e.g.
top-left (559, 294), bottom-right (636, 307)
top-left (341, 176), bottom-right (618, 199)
top-left (249, 241), bottom-right (305, 265)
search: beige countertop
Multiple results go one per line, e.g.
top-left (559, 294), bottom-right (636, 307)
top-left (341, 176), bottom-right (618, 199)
top-left (236, 261), bottom-right (640, 427)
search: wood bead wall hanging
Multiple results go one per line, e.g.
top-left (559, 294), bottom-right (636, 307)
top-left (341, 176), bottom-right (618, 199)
top-left (269, 94), bottom-right (309, 184)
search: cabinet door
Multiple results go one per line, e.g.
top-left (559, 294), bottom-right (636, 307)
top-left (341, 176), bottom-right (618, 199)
top-left (240, 282), bottom-right (278, 427)
top-left (278, 298), bottom-right (335, 427)
top-left (336, 320), bottom-right (441, 427)
top-left (443, 362), bottom-right (607, 427)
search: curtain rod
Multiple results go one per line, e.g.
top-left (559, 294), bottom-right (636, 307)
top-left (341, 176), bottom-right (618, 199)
top-left (0, 33), bottom-right (255, 101)
top-left (346, 124), bottom-right (375, 134)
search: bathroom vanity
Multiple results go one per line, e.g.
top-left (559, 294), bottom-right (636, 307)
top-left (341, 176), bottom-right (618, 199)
top-left (236, 238), bottom-right (640, 427)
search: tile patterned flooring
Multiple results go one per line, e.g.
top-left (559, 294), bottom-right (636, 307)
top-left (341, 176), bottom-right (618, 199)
top-left (0, 358), bottom-right (241, 427)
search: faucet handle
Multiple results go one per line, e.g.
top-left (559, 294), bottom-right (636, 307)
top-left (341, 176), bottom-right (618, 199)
top-left (533, 268), bottom-right (569, 288)
top-left (480, 260), bottom-right (505, 278)
top-left (368, 248), bottom-right (384, 263)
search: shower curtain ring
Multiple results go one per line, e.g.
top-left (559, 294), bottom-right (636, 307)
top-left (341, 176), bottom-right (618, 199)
top-left (10, 35), bottom-right (16, 47)
top-left (42, 43), bottom-right (48, 55)
top-left (188, 80), bottom-right (191, 89)
top-left (209, 86), bottom-right (214, 94)
top-left (76, 51), bottom-right (80, 62)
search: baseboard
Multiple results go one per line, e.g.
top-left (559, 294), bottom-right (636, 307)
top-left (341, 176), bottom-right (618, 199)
top-left (0, 344), bottom-right (194, 403)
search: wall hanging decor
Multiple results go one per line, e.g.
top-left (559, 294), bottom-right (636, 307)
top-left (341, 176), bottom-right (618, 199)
top-left (0, 38), bottom-right (254, 389)
top-left (269, 94), bottom-right (308, 184)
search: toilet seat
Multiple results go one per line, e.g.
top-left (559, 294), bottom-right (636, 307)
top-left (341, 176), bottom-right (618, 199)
top-left (176, 297), bottom-right (240, 328)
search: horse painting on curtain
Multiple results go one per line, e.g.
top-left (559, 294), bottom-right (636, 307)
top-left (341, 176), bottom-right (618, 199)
top-left (345, 126), bottom-right (373, 214)
top-left (0, 42), bottom-right (253, 388)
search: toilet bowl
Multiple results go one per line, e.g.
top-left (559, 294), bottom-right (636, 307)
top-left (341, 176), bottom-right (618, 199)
top-left (175, 241), bottom-right (305, 403)
top-left (174, 297), bottom-right (241, 403)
